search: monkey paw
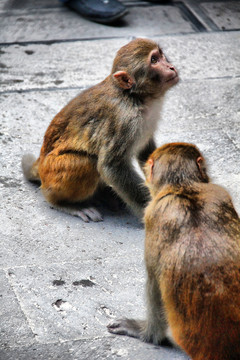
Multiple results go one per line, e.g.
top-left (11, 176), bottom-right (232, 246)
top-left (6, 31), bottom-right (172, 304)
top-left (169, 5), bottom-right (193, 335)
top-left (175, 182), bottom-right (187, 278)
top-left (108, 319), bottom-right (130, 336)
top-left (107, 318), bottom-right (143, 338)
top-left (53, 205), bottom-right (103, 222)
top-left (71, 207), bottom-right (103, 222)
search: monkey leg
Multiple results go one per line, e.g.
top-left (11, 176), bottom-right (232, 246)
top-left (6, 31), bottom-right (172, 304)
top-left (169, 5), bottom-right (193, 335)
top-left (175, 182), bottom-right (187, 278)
top-left (38, 152), bottom-right (103, 222)
top-left (143, 276), bottom-right (169, 344)
top-left (99, 159), bottom-right (150, 218)
top-left (108, 276), bottom-right (169, 345)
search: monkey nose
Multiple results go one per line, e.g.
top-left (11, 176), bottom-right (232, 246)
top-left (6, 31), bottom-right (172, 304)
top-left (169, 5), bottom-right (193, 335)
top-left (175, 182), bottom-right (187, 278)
top-left (169, 65), bottom-right (176, 72)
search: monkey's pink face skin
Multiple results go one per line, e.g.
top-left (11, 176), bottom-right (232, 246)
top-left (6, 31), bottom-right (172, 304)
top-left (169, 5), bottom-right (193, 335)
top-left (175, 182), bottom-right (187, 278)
top-left (149, 48), bottom-right (179, 85)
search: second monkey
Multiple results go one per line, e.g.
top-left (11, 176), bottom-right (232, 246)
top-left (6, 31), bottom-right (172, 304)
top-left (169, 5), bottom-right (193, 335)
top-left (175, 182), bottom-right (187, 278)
top-left (22, 38), bottom-right (178, 222)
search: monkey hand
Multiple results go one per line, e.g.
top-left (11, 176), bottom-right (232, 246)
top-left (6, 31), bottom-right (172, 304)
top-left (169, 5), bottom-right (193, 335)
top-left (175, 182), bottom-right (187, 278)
top-left (108, 318), bottom-right (146, 339)
top-left (108, 317), bottom-right (169, 345)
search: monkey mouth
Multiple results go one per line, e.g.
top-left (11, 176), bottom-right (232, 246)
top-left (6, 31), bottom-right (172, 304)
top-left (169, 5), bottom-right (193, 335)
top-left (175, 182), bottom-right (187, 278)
top-left (166, 74), bottom-right (179, 83)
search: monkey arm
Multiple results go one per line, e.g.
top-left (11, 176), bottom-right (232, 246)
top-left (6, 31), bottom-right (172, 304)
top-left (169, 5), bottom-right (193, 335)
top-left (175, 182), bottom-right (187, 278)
top-left (98, 156), bottom-right (150, 217)
top-left (108, 276), bottom-right (169, 345)
top-left (137, 138), bottom-right (157, 171)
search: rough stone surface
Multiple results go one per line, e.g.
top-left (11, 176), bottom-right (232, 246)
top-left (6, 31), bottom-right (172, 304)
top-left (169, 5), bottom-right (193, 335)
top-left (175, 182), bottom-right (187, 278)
top-left (0, 336), bottom-right (188, 360)
top-left (1, 32), bottom-right (240, 92)
top-left (0, 6), bottom-right (194, 43)
top-left (201, 1), bottom-right (240, 30)
top-left (0, 1), bottom-right (239, 359)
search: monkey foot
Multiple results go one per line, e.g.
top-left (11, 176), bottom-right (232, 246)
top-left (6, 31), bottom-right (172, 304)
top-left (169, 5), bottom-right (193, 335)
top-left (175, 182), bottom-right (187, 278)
top-left (78, 207), bottom-right (103, 222)
top-left (52, 205), bottom-right (103, 222)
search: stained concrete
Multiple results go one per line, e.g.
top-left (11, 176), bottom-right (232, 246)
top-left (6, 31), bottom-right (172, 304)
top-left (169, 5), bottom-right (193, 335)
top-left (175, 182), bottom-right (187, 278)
top-left (201, 1), bottom-right (240, 30)
top-left (0, 0), bottom-right (240, 359)
top-left (0, 6), bottom-right (195, 43)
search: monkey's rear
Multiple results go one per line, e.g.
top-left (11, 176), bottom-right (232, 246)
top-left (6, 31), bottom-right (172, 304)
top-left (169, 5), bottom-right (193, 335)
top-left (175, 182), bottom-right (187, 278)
top-left (163, 267), bottom-right (240, 360)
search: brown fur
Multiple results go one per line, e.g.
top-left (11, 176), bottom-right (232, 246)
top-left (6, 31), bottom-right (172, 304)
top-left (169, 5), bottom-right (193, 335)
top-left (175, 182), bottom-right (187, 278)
top-left (108, 142), bottom-right (240, 360)
top-left (22, 38), bottom-right (178, 221)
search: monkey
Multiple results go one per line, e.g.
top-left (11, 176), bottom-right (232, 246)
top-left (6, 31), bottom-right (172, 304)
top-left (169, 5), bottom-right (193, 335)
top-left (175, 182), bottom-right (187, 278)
top-left (108, 142), bottom-right (240, 360)
top-left (21, 38), bottom-right (178, 222)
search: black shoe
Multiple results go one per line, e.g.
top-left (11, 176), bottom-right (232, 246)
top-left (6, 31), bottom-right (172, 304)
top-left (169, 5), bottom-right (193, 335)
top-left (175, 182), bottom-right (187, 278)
top-left (65, 0), bottom-right (127, 24)
top-left (148, 1), bottom-right (171, 2)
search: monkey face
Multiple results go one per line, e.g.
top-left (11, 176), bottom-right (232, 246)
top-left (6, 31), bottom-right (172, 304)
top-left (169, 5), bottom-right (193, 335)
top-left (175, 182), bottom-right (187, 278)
top-left (112, 38), bottom-right (179, 96)
top-left (146, 47), bottom-right (179, 92)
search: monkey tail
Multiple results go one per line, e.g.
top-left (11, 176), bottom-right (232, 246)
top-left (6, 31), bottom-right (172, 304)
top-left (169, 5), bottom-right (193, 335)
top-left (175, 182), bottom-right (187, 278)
top-left (22, 154), bottom-right (40, 182)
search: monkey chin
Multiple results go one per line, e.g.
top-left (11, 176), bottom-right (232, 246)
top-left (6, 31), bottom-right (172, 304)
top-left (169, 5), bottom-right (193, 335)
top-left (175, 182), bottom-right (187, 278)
top-left (167, 74), bottom-right (179, 85)
top-left (162, 74), bottom-right (179, 92)
top-left (161, 75), bottom-right (179, 93)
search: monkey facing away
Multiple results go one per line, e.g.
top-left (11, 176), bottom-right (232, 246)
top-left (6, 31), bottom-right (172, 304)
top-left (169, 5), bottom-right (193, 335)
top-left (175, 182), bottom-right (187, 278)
top-left (108, 143), bottom-right (240, 360)
top-left (22, 38), bottom-right (178, 222)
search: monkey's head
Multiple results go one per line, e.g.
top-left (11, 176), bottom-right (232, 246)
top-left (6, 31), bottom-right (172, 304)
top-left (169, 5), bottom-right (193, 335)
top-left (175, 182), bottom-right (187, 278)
top-left (144, 143), bottom-right (209, 193)
top-left (111, 38), bottom-right (179, 96)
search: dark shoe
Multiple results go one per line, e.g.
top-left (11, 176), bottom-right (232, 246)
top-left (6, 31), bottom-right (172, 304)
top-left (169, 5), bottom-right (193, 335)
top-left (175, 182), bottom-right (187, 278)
top-left (148, 1), bottom-right (171, 2)
top-left (65, 0), bottom-right (127, 24)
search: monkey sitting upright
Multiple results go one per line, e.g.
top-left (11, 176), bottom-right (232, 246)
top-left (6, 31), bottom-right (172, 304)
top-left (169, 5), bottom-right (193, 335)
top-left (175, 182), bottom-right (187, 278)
top-left (108, 142), bottom-right (240, 360)
top-left (22, 38), bottom-right (178, 222)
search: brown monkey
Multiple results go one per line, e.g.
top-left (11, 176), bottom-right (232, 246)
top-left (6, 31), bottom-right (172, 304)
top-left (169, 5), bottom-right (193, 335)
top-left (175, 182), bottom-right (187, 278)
top-left (108, 143), bottom-right (240, 360)
top-left (22, 38), bottom-right (178, 222)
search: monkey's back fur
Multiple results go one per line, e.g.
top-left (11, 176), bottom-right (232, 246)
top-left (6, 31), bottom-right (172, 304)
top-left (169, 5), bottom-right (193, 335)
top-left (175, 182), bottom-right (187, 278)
top-left (32, 79), bottom-right (154, 204)
top-left (145, 182), bottom-right (240, 360)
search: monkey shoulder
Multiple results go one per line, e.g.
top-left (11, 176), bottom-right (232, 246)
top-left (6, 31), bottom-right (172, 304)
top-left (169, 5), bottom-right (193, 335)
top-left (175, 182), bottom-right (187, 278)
top-left (145, 183), bottom-right (236, 220)
top-left (200, 182), bottom-right (233, 204)
top-left (199, 183), bottom-right (240, 222)
top-left (145, 184), bottom-right (240, 246)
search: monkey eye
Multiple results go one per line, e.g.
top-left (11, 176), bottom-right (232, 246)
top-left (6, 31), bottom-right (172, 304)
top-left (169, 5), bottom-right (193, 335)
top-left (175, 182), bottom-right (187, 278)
top-left (151, 55), bottom-right (159, 64)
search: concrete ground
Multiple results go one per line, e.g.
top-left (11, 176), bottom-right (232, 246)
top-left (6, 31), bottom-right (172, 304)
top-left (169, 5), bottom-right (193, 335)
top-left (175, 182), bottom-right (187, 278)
top-left (0, 0), bottom-right (239, 359)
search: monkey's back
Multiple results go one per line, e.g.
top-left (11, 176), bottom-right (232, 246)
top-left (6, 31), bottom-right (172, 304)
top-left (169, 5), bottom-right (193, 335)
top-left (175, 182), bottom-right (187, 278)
top-left (40, 78), bottom-right (146, 159)
top-left (145, 183), bottom-right (240, 360)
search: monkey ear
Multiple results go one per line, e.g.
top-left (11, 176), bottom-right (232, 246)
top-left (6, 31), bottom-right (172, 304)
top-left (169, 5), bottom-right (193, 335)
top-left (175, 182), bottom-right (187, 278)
top-left (113, 71), bottom-right (135, 89)
top-left (197, 156), bottom-right (205, 179)
top-left (197, 156), bottom-right (203, 169)
top-left (146, 158), bottom-right (154, 182)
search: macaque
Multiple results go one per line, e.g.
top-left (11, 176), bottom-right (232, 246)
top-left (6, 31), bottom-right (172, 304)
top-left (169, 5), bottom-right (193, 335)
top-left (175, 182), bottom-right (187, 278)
top-left (108, 143), bottom-right (240, 360)
top-left (22, 38), bottom-right (178, 222)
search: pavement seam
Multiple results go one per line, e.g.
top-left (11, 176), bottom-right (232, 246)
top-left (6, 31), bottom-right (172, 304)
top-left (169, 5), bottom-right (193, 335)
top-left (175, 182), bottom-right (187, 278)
top-left (3, 268), bottom-right (36, 338)
top-left (1, 27), bottom-right (239, 48)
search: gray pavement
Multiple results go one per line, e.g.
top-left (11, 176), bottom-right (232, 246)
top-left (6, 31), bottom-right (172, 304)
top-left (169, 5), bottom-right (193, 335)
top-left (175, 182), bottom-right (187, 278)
top-left (0, 0), bottom-right (240, 359)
